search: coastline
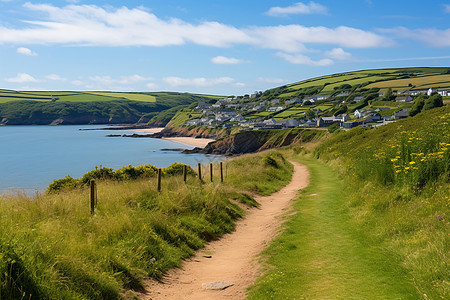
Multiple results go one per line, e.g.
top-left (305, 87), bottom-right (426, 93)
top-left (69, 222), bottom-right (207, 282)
top-left (132, 128), bottom-right (215, 148)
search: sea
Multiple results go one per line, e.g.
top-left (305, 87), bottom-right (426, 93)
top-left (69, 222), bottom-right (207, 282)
top-left (0, 125), bottom-right (224, 194)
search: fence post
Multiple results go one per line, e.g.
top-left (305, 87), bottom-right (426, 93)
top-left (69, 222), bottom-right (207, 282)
top-left (198, 163), bottom-right (202, 182)
top-left (157, 168), bottom-right (162, 192)
top-left (90, 179), bottom-right (95, 215)
top-left (183, 165), bottom-right (187, 183)
top-left (220, 162), bottom-right (224, 183)
top-left (210, 163), bottom-right (213, 182)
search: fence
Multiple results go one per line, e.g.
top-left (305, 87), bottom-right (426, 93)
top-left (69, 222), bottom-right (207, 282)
top-left (89, 162), bottom-right (225, 215)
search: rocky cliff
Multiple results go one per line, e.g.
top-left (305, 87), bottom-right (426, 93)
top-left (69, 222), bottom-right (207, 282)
top-left (183, 129), bottom-right (324, 155)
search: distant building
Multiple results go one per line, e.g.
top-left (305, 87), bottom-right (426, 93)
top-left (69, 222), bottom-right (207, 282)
top-left (395, 95), bottom-right (413, 103)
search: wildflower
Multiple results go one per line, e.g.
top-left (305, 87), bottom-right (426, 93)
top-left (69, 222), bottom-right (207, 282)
top-left (405, 167), bottom-right (410, 170)
top-left (409, 161), bottom-right (416, 165)
top-left (391, 158), bottom-right (398, 162)
top-left (395, 170), bottom-right (401, 173)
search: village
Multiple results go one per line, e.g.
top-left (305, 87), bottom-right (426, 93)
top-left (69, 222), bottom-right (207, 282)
top-left (184, 87), bottom-right (449, 131)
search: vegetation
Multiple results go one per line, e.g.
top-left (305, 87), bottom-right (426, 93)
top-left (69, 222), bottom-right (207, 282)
top-left (248, 156), bottom-right (419, 299)
top-left (0, 152), bottom-right (292, 299)
top-left (0, 92), bottom-right (218, 125)
top-left (248, 105), bottom-right (449, 299)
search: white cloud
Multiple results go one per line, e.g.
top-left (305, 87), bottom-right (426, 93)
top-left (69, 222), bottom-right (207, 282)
top-left (383, 27), bottom-right (450, 47)
top-left (71, 80), bottom-right (83, 86)
top-left (277, 52), bottom-right (333, 66)
top-left (146, 82), bottom-right (159, 90)
top-left (266, 2), bottom-right (328, 16)
top-left (163, 76), bottom-right (235, 87)
top-left (444, 4), bottom-right (450, 13)
top-left (0, 3), bottom-right (388, 53)
top-left (16, 47), bottom-right (37, 56)
top-left (325, 48), bottom-right (352, 60)
top-left (88, 75), bottom-right (154, 86)
top-left (46, 74), bottom-right (66, 81)
top-left (211, 56), bottom-right (247, 64)
top-left (248, 25), bottom-right (390, 53)
top-left (257, 77), bottom-right (286, 84)
top-left (5, 73), bottom-right (39, 83)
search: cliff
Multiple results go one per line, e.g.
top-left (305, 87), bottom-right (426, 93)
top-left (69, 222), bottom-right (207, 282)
top-left (183, 129), bottom-right (325, 155)
top-left (152, 126), bottom-right (233, 139)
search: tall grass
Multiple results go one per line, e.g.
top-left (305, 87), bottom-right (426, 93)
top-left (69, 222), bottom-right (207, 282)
top-left (0, 152), bottom-right (292, 299)
top-left (314, 105), bottom-right (450, 299)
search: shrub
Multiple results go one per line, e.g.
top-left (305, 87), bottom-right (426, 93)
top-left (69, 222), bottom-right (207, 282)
top-left (262, 153), bottom-right (280, 168)
top-left (116, 164), bottom-right (158, 180)
top-left (48, 175), bottom-right (80, 192)
top-left (162, 162), bottom-right (195, 176)
top-left (80, 166), bottom-right (115, 185)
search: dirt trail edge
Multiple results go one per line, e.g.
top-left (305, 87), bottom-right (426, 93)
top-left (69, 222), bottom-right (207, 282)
top-left (140, 161), bottom-right (309, 300)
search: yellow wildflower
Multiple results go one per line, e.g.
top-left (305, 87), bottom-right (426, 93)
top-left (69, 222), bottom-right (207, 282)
top-left (409, 161), bottom-right (416, 165)
top-left (405, 167), bottom-right (410, 170)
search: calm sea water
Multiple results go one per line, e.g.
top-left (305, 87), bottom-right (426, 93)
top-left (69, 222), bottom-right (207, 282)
top-left (0, 125), bottom-right (224, 193)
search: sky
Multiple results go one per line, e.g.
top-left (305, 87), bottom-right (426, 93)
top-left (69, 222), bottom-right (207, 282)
top-left (0, 0), bottom-right (449, 95)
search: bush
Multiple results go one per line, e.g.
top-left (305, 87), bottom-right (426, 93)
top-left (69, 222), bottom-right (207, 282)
top-left (48, 175), bottom-right (80, 192)
top-left (116, 164), bottom-right (158, 180)
top-left (80, 166), bottom-right (115, 185)
top-left (262, 154), bottom-right (280, 168)
top-left (163, 162), bottom-right (196, 176)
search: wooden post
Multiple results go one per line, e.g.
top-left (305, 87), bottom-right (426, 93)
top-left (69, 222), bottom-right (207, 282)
top-left (220, 162), bottom-right (224, 183)
top-left (183, 165), bottom-right (187, 183)
top-left (157, 168), bottom-right (162, 192)
top-left (90, 179), bottom-right (95, 215)
top-left (210, 163), bottom-right (213, 182)
top-left (198, 163), bottom-right (202, 182)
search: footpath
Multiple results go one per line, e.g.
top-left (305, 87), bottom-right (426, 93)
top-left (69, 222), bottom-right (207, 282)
top-left (140, 161), bottom-right (309, 300)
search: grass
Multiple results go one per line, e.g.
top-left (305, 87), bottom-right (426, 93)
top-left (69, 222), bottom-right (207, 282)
top-left (248, 105), bottom-right (449, 299)
top-left (247, 155), bottom-right (419, 299)
top-left (366, 74), bottom-right (450, 89)
top-left (89, 92), bottom-right (157, 102)
top-left (0, 152), bottom-right (293, 299)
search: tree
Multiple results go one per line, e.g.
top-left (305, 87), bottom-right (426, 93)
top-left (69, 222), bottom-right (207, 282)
top-left (422, 94), bottom-right (443, 111)
top-left (384, 88), bottom-right (394, 101)
top-left (409, 95), bottom-right (425, 117)
top-left (305, 109), bottom-right (315, 119)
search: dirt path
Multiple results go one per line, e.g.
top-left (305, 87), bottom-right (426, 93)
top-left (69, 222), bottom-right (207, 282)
top-left (139, 161), bottom-right (309, 300)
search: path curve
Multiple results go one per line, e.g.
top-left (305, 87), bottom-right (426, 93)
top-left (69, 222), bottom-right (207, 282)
top-left (140, 161), bottom-right (309, 300)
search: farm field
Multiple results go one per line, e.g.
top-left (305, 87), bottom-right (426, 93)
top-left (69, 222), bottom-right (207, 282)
top-left (366, 74), bottom-right (450, 89)
top-left (274, 67), bottom-right (450, 100)
top-left (89, 92), bottom-right (157, 102)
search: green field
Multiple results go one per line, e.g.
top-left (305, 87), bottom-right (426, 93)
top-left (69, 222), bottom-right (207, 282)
top-left (89, 92), bottom-right (157, 102)
top-left (274, 67), bottom-right (450, 100)
top-left (366, 74), bottom-right (450, 89)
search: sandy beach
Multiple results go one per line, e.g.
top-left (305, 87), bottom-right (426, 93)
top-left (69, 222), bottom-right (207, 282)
top-left (133, 128), bottom-right (215, 148)
top-left (163, 137), bottom-right (215, 148)
top-left (134, 128), bottom-right (165, 134)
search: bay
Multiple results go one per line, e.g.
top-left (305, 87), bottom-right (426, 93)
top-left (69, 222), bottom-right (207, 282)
top-left (0, 125), bottom-right (224, 193)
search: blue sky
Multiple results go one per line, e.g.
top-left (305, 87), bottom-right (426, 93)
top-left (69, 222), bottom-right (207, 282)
top-left (1, 0), bottom-right (449, 95)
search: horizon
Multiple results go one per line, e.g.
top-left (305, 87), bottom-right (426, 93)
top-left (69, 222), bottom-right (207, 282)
top-left (1, 1), bottom-right (449, 95)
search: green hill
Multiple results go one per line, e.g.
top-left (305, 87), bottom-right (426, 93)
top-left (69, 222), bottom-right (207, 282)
top-left (263, 67), bottom-right (450, 100)
top-left (0, 91), bottom-right (221, 125)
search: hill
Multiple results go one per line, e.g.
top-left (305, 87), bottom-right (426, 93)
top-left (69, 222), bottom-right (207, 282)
top-left (0, 91), bottom-right (221, 125)
top-left (166, 67), bottom-right (449, 131)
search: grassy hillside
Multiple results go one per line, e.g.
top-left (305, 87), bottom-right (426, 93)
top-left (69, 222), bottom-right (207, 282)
top-left (0, 153), bottom-right (292, 299)
top-left (259, 67), bottom-right (450, 101)
top-left (0, 92), bottom-right (219, 125)
top-left (248, 105), bottom-right (449, 299)
top-left (0, 90), bottom-right (222, 104)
